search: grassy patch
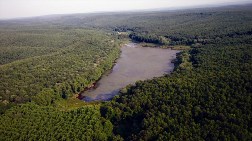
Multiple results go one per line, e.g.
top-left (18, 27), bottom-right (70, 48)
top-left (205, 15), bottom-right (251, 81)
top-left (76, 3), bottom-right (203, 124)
top-left (171, 45), bottom-right (191, 50)
top-left (55, 94), bottom-right (100, 111)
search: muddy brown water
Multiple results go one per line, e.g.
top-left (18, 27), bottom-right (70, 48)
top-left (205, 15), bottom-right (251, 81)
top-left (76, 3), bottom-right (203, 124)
top-left (81, 43), bottom-right (179, 101)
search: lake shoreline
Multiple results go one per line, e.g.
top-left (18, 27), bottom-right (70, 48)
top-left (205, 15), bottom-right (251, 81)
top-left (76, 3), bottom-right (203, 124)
top-left (77, 59), bottom-right (119, 100)
top-left (77, 43), bottom-right (125, 100)
top-left (79, 42), bottom-right (179, 102)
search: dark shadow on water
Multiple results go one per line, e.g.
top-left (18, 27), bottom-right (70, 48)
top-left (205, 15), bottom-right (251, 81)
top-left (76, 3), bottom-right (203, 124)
top-left (83, 89), bottom-right (120, 102)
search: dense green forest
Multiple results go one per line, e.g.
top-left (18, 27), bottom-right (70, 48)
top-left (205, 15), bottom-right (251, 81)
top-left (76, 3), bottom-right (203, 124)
top-left (0, 103), bottom-right (117, 140)
top-left (0, 28), bottom-right (121, 113)
top-left (102, 34), bottom-right (252, 140)
top-left (0, 4), bottom-right (252, 140)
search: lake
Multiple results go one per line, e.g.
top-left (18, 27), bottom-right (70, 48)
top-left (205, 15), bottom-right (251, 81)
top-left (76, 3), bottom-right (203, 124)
top-left (81, 43), bottom-right (179, 101)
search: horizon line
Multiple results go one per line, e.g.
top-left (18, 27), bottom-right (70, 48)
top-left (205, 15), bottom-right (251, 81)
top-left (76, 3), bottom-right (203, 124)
top-left (0, 2), bottom-right (251, 21)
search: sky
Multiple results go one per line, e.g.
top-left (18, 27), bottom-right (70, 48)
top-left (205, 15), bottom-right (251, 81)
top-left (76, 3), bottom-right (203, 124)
top-left (0, 0), bottom-right (251, 19)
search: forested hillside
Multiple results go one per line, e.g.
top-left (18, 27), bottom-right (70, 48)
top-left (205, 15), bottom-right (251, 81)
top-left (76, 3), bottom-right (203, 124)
top-left (102, 34), bottom-right (252, 140)
top-left (0, 4), bottom-right (252, 140)
top-left (0, 28), bottom-right (121, 113)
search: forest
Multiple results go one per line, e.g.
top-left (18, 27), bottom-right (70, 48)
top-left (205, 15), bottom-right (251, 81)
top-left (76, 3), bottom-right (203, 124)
top-left (0, 28), bottom-right (121, 113)
top-left (0, 4), bottom-right (252, 141)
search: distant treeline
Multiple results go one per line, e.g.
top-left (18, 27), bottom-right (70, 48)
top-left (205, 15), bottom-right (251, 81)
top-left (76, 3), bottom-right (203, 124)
top-left (129, 33), bottom-right (169, 45)
top-left (129, 29), bottom-right (252, 47)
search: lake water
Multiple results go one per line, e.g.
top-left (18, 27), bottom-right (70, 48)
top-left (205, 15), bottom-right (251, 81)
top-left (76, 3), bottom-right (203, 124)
top-left (81, 43), bottom-right (179, 101)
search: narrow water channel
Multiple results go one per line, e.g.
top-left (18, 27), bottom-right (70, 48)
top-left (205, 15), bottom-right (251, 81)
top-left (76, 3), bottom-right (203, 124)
top-left (81, 43), bottom-right (179, 101)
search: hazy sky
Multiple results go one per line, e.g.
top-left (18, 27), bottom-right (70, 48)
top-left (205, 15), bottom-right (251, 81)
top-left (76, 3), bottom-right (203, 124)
top-left (0, 0), bottom-right (250, 19)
